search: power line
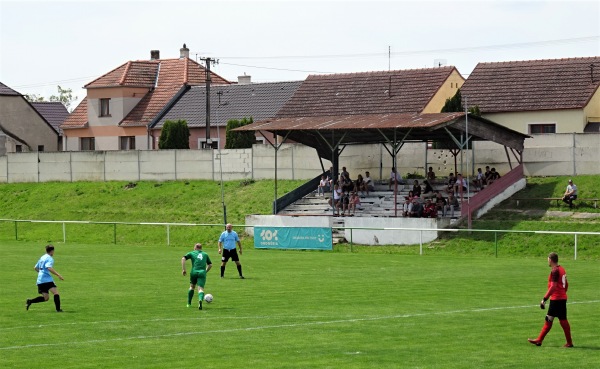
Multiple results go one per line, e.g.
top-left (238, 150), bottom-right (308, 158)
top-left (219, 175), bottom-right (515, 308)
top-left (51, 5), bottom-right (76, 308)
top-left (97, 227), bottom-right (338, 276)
top-left (219, 62), bottom-right (333, 74)
top-left (211, 36), bottom-right (599, 60)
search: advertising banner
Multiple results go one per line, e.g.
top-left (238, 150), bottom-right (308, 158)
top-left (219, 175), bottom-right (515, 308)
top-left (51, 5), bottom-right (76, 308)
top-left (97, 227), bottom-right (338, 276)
top-left (254, 227), bottom-right (332, 250)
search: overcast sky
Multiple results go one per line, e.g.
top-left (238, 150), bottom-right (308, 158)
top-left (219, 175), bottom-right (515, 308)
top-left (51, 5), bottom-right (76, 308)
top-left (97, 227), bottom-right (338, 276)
top-left (1, 0), bottom-right (598, 109)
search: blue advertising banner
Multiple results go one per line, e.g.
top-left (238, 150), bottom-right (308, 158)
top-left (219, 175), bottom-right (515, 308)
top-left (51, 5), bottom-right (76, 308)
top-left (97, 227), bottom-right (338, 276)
top-left (254, 227), bottom-right (332, 250)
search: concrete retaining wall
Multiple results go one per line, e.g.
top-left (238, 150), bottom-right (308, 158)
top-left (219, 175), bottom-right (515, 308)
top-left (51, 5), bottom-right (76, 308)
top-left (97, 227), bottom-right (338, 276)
top-left (0, 133), bottom-right (598, 183)
top-left (344, 216), bottom-right (451, 246)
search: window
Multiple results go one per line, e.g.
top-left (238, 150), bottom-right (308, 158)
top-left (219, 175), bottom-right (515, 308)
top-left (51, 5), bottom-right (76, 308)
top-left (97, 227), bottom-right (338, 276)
top-left (255, 137), bottom-right (266, 145)
top-left (81, 137), bottom-right (95, 151)
top-left (120, 136), bottom-right (136, 150)
top-left (529, 123), bottom-right (556, 134)
top-left (38, 145), bottom-right (44, 152)
top-left (199, 138), bottom-right (219, 149)
top-left (16, 145), bottom-right (22, 152)
top-left (100, 98), bottom-right (110, 117)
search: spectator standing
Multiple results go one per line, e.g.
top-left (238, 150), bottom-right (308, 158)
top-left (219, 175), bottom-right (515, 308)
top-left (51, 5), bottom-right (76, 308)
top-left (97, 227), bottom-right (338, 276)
top-left (389, 167), bottom-right (403, 190)
top-left (218, 223), bottom-right (244, 279)
top-left (328, 184), bottom-right (342, 215)
top-left (562, 179), bottom-right (578, 209)
top-left (446, 172), bottom-right (456, 194)
top-left (26, 245), bottom-right (64, 312)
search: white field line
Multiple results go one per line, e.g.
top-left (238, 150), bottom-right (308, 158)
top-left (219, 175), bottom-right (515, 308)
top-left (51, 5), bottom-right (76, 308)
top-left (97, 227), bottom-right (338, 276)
top-left (2, 300), bottom-right (599, 351)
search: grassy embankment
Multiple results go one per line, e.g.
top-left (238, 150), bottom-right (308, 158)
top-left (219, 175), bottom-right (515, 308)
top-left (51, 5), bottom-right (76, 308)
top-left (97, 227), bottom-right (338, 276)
top-left (0, 176), bottom-right (598, 258)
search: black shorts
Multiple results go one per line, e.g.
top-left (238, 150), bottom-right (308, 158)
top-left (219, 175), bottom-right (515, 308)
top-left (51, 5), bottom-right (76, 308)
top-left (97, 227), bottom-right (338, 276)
top-left (37, 282), bottom-right (57, 294)
top-left (222, 248), bottom-right (240, 262)
top-left (548, 299), bottom-right (568, 320)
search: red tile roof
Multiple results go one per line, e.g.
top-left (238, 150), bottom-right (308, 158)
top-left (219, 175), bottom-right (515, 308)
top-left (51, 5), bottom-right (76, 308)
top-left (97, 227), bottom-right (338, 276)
top-left (276, 67), bottom-right (460, 118)
top-left (63, 58), bottom-right (230, 129)
top-left (61, 97), bottom-right (88, 128)
top-left (120, 58), bottom-right (229, 126)
top-left (461, 56), bottom-right (600, 113)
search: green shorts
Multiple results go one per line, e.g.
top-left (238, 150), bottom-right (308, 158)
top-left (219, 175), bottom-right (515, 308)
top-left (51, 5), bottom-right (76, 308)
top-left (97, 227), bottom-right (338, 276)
top-left (190, 270), bottom-right (207, 287)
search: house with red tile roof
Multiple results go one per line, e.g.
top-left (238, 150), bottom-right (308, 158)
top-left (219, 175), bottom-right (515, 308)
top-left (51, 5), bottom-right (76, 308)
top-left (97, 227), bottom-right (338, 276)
top-left (276, 66), bottom-right (465, 118)
top-left (60, 45), bottom-right (230, 150)
top-left (0, 82), bottom-right (60, 155)
top-left (460, 56), bottom-right (600, 134)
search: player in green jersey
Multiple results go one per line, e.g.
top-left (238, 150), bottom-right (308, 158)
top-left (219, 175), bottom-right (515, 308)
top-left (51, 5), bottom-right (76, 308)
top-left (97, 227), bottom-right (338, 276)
top-left (181, 243), bottom-right (212, 310)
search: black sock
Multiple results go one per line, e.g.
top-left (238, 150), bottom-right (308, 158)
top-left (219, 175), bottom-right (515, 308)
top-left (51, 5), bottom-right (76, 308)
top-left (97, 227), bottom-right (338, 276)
top-left (54, 294), bottom-right (61, 311)
top-left (237, 264), bottom-right (243, 276)
top-left (220, 266), bottom-right (225, 277)
top-left (30, 296), bottom-right (45, 304)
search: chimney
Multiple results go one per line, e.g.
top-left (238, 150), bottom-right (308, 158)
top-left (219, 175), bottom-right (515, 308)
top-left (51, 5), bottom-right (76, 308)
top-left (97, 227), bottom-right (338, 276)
top-left (237, 73), bottom-right (251, 85)
top-left (150, 50), bottom-right (160, 60)
top-left (180, 43), bottom-right (189, 59)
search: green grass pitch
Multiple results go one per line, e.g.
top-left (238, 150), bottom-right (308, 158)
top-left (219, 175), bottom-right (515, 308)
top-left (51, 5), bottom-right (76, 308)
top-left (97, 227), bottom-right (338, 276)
top-left (1, 241), bottom-right (599, 369)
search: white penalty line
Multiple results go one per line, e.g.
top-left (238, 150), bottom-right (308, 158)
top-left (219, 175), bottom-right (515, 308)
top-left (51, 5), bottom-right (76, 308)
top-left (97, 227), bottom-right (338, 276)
top-left (2, 300), bottom-right (599, 351)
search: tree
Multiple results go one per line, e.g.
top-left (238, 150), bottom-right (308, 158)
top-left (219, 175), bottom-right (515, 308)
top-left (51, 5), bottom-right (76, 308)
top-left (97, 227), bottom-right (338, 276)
top-left (225, 117), bottom-right (255, 149)
top-left (24, 85), bottom-right (78, 112)
top-left (441, 89), bottom-right (481, 116)
top-left (158, 119), bottom-right (190, 149)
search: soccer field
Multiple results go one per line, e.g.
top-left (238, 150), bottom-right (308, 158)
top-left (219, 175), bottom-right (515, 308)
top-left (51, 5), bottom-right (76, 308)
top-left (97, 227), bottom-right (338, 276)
top-left (1, 241), bottom-right (598, 369)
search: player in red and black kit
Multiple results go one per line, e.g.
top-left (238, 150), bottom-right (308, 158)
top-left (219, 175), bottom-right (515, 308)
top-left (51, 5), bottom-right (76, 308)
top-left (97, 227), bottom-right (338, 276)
top-left (528, 252), bottom-right (573, 347)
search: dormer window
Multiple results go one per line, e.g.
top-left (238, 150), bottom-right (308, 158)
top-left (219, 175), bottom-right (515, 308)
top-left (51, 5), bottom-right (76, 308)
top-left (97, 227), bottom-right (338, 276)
top-left (100, 98), bottom-right (111, 117)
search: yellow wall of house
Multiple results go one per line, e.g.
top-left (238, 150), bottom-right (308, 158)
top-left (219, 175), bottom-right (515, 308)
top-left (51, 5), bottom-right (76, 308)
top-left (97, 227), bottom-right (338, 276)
top-left (483, 109), bottom-right (586, 134)
top-left (422, 69), bottom-right (465, 113)
top-left (583, 87), bottom-right (600, 122)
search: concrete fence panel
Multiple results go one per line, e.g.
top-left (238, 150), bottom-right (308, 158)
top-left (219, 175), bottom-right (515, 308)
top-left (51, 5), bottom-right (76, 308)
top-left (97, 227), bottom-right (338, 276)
top-left (140, 150), bottom-right (176, 181)
top-left (176, 149), bottom-right (213, 180)
top-left (39, 152), bottom-right (72, 182)
top-left (7, 152), bottom-right (38, 183)
top-left (71, 151), bottom-right (105, 181)
top-left (104, 151), bottom-right (139, 181)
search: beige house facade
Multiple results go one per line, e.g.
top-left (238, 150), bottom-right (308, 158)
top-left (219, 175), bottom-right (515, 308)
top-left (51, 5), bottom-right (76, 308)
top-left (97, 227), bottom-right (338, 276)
top-left (61, 45), bottom-right (230, 151)
top-left (461, 56), bottom-right (600, 134)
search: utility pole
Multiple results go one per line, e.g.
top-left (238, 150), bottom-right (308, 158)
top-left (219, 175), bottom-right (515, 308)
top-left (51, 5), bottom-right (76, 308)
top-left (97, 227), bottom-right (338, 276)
top-left (199, 57), bottom-right (218, 148)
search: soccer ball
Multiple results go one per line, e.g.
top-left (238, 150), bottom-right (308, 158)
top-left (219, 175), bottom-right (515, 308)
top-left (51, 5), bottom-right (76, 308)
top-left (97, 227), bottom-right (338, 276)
top-left (204, 294), bottom-right (213, 303)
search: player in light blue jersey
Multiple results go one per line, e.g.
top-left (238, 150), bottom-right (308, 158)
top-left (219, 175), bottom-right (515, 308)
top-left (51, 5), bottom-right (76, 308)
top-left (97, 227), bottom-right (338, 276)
top-left (26, 245), bottom-right (64, 312)
top-left (218, 223), bottom-right (244, 279)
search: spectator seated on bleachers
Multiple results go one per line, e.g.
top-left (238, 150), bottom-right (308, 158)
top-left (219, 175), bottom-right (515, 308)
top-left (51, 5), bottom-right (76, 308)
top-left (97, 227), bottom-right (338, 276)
top-left (486, 167), bottom-right (501, 185)
top-left (426, 166), bottom-right (436, 182)
top-left (355, 174), bottom-right (366, 195)
top-left (317, 175), bottom-right (330, 196)
top-left (411, 180), bottom-right (422, 197)
top-left (364, 171), bottom-right (375, 193)
top-left (472, 168), bottom-right (485, 192)
top-left (444, 193), bottom-right (460, 217)
top-left (453, 173), bottom-right (468, 198)
top-left (402, 196), bottom-right (413, 217)
top-left (422, 199), bottom-right (438, 218)
top-left (445, 172), bottom-right (456, 195)
top-left (434, 191), bottom-right (446, 215)
top-left (420, 180), bottom-right (435, 200)
top-left (409, 196), bottom-right (423, 217)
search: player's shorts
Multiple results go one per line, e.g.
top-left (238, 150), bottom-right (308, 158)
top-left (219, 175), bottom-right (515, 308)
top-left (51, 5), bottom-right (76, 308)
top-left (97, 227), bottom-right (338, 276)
top-left (37, 282), bottom-right (57, 294)
top-left (189, 270), bottom-right (207, 287)
top-left (548, 299), bottom-right (568, 320)
top-left (222, 248), bottom-right (240, 262)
